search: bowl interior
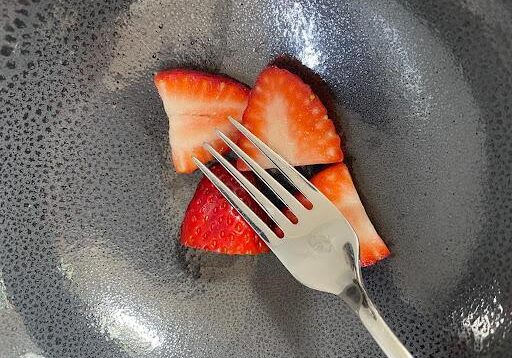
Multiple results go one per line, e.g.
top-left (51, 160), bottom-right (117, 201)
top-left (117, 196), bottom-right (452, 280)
top-left (0, 0), bottom-right (511, 357)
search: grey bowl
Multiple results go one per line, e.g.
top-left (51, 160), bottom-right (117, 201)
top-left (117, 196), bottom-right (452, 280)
top-left (0, 0), bottom-right (511, 357)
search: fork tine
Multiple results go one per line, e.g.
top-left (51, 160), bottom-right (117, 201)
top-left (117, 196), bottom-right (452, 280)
top-left (215, 129), bottom-right (308, 217)
top-left (203, 143), bottom-right (296, 232)
top-left (192, 157), bottom-right (280, 246)
top-left (228, 117), bottom-right (320, 200)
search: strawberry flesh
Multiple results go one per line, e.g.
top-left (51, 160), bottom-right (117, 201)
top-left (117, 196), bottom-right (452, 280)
top-left (305, 163), bottom-right (390, 266)
top-left (180, 164), bottom-right (270, 254)
top-left (237, 66), bottom-right (343, 170)
top-left (154, 69), bottom-right (249, 173)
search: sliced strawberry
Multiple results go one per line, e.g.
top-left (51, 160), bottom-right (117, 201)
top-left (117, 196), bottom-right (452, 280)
top-left (281, 164), bottom-right (389, 266)
top-left (309, 164), bottom-right (390, 266)
top-left (154, 69), bottom-right (249, 173)
top-left (237, 66), bottom-right (343, 170)
top-left (180, 164), bottom-right (270, 254)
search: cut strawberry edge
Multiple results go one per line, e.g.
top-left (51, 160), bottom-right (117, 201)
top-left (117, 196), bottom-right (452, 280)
top-left (153, 68), bottom-right (249, 88)
top-left (359, 238), bottom-right (391, 267)
top-left (311, 163), bottom-right (390, 266)
top-left (236, 66), bottom-right (343, 170)
top-left (154, 69), bottom-right (250, 174)
top-left (277, 164), bottom-right (390, 266)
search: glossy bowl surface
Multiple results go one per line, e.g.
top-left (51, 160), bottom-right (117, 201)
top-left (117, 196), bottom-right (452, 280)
top-left (0, 0), bottom-right (511, 357)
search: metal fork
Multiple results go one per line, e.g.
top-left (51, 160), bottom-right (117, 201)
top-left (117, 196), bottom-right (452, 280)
top-left (192, 117), bottom-right (412, 358)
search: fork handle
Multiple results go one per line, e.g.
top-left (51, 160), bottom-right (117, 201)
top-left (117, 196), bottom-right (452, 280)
top-left (341, 282), bottom-right (413, 358)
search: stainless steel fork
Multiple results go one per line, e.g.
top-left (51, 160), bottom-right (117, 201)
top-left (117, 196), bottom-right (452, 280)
top-left (192, 117), bottom-right (413, 358)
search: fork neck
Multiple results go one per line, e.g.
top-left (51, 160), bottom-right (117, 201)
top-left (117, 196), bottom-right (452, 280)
top-left (338, 281), bottom-right (413, 358)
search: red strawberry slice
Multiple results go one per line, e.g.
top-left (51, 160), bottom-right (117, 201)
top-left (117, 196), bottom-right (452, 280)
top-left (237, 66), bottom-right (343, 170)
top-left (181, 164), bottom-right (270, 254)
top-left (307, 164), bottom-right (390, 266)
top-left (154, 69), bottom-right (249, 174)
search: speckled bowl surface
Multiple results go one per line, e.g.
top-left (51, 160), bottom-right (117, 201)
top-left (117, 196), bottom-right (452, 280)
top-left (0, 0), bottom-right (511, 357)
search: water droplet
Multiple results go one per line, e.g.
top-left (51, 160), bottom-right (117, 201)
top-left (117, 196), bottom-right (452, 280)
top-left (13, 18), bottom-right (26, 29)
top-left (15, 9), bottom-right (29, 17)
top-left (5, 35), bottom-right (17, 43)
top-left (1, 46), bottom-right (13, 57)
